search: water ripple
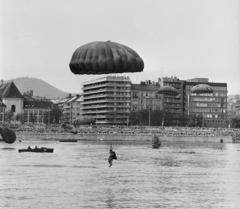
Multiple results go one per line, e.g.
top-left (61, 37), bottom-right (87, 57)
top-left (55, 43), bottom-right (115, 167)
top-left (0, 141), bottom-right (240, 209)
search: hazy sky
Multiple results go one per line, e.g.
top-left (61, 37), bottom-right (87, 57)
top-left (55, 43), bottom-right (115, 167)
top-left (1, 0), bottom-right (239, 95)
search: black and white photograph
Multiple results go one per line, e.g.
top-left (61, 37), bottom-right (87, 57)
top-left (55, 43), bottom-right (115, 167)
top-left (0, 0), bottom-right (240, 208)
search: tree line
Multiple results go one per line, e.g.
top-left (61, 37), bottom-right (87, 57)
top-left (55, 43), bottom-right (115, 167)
top-left (3, 108), bottom-right (240, 128)
top-left (129, 109), bottom-right (240, 128)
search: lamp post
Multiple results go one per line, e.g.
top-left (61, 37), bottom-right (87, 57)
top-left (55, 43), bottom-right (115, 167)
top-left (148, 109), bottom-right (150, 126)
top-left (146, 96), bottom-right (151, 126)
top-left (162, 113), bottom-right (165, 128)
top-left (47, 107), bottom-right (50, 127)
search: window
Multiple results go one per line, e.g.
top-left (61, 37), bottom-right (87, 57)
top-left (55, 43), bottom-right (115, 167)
top-left (133, 91), bottom-right (138, 98)
top-left (11, 105), bottom-right (16, 112)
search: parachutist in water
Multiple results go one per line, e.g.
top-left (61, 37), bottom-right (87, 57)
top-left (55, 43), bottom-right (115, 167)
top-left (108, 150), bottom-right (117, 167)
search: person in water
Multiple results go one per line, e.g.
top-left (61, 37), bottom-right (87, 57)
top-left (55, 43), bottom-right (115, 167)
top-left (108, 149), bottom-right (117, 167)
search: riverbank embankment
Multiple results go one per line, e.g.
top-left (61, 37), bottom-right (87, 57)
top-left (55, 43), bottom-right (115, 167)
top-left (14, 133), bottom-right (233, 143)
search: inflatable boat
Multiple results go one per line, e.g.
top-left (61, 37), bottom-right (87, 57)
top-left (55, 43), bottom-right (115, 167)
top-left (19, 147), bottom-right (54, 153)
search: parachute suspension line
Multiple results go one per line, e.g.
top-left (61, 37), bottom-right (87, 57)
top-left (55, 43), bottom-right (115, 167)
top-left (109, 141), bottom-right (113, 150)
top-left (76, 76), bottom-right (82, 91)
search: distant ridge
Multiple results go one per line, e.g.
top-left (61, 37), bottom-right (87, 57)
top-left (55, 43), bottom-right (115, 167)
top-left (3, 77), bottom-right (69, 99)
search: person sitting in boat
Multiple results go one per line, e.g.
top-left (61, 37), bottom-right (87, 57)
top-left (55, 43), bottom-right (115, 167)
top-left (28, 146), bottom-right (31, 149)
top-left (108, 149), bottom-right (117, 167)
top-left (35, 146), bottom-right (38, 149)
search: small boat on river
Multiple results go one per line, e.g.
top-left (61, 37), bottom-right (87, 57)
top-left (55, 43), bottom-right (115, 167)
top-left (19, 147), bottom-right (54, 153)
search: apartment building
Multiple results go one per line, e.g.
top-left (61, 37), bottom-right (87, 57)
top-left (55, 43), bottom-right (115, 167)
top-left (131, 80), bottom-right (161, 112)
top-left (158, 77), bottom-right (184, 126)
top-left (61, 95), bottom-right (82, 123)
top-left (184, 78), bottom-right (228, 128)
top-left (228, 99), bottom-right (240, 119)
top-left (82, 76), bottom-right (131, 124)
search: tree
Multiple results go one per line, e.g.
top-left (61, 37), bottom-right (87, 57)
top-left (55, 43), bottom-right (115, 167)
top-left (51, 108), bottom-right (63, 124)
top-left (186, 114), bottom-right (203, 127)
top-left (16, 113), bottom-right (26, 125)
top-left (129, 109), bottom-right (165, 126)
top-left (179, 114), bottom-right (189, 126)
top-left (4, 110), bottom-right (14, 123)
top-left (231, 117), bottom-right (240, 128)
top-left (42, 108), bottom-right (63, 125)
top-left (163, 111), bottom-right (173, 126)
top-left (106, 111), bottom-right (115, 123)
top-left (29, 113), bottom-right (37, 125)
top-left (43, 111), bottom-right (51, 125)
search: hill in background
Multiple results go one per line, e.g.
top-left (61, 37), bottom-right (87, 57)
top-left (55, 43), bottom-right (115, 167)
top-left (3, 77), bottom-right (69, 99)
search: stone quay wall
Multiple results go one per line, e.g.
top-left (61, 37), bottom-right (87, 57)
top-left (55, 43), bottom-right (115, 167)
top-left (15, 132), bottom-right (233, 143)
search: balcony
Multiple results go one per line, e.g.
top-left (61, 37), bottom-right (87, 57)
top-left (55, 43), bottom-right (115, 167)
top-left (165, 99), bottom-right (182, 103)
top-left (82, 99), bottom-right (131, 105)
top-left (82, 99), bottom-right (115, 105)
top-left (83, 83), bottom-right (131, 90)
top-left (82, 104), bottom-right (131, 109)
top-left (83, 88), bottom-right (113, 95)
top-left (84, 93), bottom-right (115, 99)
top-left (164, 103), bottom-right (181, 108)
top-left (83, 109), bottom-right (130, 114)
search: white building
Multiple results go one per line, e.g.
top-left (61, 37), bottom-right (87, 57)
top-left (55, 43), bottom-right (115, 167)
top-left (82, 76), bottom-right (131, 124)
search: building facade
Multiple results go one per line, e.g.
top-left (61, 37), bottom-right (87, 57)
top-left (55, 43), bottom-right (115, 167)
top-left (23, 101), bottom-right (54, 124)
top-left (0, 82), bottom-right (25, 114)
top-left (227, 99), bottom-right (240, 125)
top-left (131, 81), bottom-right (161, 112)
top-left (61, 95), bottom-right (82, 123)
top-left (184, 78), bottom-right (228, 128)
top-left (158, 77), bottom-right (185, 126)
top-left (82, 76), bottom-right (131, 124)
top-left (0, 99), bottom-right (6, 123)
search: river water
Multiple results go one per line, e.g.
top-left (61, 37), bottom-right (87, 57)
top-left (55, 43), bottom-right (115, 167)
top-left (1, 140), bottom-right (240, 209)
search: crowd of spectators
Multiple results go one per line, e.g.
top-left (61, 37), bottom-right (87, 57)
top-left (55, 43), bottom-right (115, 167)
top-left (4, 123), bottom-right (240, 137)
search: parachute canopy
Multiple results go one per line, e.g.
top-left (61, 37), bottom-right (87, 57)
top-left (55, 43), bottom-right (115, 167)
top-left (73, 117), bottom-right (96, 125)
top-left (69, 41), bottom-right (144, 75)
top-left (0, 127), bottom-right (16, 144)
top-left (191, 84), bottom-right (213, 94)
top-left (158, 85), bottom-right (179, 96)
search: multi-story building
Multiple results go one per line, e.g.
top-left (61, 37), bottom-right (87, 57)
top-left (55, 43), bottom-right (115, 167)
top-left (82, 76), bottom-right (131, 124)
top-left (23, 101), bottom-right (54, 124)
top-left (158, 76), bottom-right (185, 126)
top-left (0, 81), bottom-right (25, 114)
top-left (184, 78), bottom-right (228, 128)
top-left (71, 95), bottom-right (82, 123)
top-left (61, 95), bottom-right (81, 123)
top-left (228, 99), bottom-right (240, 120)
top-left (0, 98), bottom-right (6, 123)
top-left (131, 80), bottom-right (161, 112)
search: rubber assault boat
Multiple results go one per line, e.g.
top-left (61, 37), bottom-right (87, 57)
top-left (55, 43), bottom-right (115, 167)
top-left (18, 147), bottom-right (54, 153)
